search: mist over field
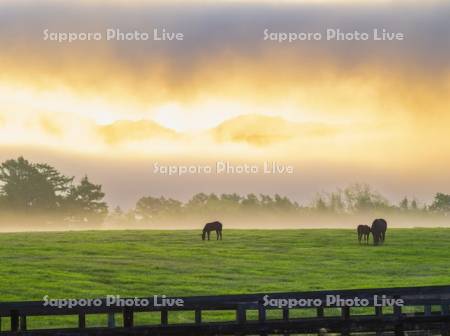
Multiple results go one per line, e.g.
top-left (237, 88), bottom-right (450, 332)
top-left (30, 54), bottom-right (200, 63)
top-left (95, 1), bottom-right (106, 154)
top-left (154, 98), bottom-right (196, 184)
top-left (0, 203), bottom-right (450, 232)
top-left (0, 210), bottom-right (449, 233)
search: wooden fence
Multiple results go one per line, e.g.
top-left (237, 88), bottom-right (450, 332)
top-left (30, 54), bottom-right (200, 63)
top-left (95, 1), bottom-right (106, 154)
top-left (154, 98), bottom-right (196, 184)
top-left (0, 285), bottom-right (449, 335)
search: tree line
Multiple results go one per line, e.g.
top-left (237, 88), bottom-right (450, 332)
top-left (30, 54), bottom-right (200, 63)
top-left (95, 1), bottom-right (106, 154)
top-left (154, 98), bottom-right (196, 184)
top-left (0, 157), bottom-right (449, 225)
top-left (116, 186), bottom-right (449, 223)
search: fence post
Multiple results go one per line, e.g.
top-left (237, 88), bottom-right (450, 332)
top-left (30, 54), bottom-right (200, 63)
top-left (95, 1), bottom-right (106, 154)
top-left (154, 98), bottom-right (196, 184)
top-left (375, 306), bottom-right (383, 336)
top-left (341, 307), bottom-right (350, 336)
top-left (236, 306), bottom-right (246, 324)
top-left (10, 310), bottom-right (19, 332)
top-left (341, 307), bottom-right (350, 320)
top-left (161, 310), bottom-right (168, 326)
top-left (317, 307), bottom-right (324, 317)
top-left (442, 304), bottom-right (449, 336)
top-left (78, 313), bottom-right (86, 328)
top-left (394, 303), bottom-right (403, 336)
top-left (123, 308), bottom-right (134, 328)
top-left (258, 305), bottom-right (266, 323)
top-left (195, 309), bottom-right (202, 324)
top-left (375, 306), bottom-right (383, 317)
top-left (258, 305), bottom-right (268, 336)
top-left (108, 312), bottom-right (116, 328)
top-left (19, 315), bottom-right (27, 331)
top-left (282, 308), bottom-right (290, 336)
top-left (394, 304), bottom-right (402, 318)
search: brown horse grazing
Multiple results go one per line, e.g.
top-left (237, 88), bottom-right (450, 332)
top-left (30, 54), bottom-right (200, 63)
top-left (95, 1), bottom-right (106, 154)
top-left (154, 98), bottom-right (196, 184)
top-left (357, 224), bottom-right (371, 244)
top-left (371, 218), bottom-right (387, 245)
top-left (202, 221), bottom-right (223, 240)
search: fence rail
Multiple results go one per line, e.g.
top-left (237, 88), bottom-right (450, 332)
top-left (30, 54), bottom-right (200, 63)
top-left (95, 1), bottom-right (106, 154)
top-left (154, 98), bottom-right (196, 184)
top-left (0, 285), bottom-right (449, 335)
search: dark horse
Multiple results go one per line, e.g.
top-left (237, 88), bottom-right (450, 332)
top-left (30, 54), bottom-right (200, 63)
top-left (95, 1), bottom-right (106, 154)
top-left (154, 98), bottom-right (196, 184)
top-left (202, 221), bottom-right (223, 240)
top-left (371, 218), bottom-right (387, 245)
top-left (357, 224), bottom-right (371, 244)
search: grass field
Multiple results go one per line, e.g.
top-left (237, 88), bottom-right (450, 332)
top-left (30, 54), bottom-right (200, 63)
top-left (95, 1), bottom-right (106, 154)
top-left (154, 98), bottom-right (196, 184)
top-left (0, 228), bottom-right (449, 329)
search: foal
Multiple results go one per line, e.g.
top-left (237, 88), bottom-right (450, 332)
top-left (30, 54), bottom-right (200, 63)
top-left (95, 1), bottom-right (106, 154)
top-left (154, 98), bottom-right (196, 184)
top-left (357, 224), bottom-right (371, 244)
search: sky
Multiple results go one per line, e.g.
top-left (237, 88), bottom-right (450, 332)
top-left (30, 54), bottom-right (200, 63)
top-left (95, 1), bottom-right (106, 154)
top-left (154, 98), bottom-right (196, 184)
top-left (0, 0), bottom-right (449, 208)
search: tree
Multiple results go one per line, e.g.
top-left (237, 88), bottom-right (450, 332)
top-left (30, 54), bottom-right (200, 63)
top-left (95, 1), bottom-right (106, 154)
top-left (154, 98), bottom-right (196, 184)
top-left (186, 193), bottom-right (209, 208)
top-left (219, 193), bottom-right (242, 212)
top-left (241, 193), bottom-right (260, 209)
top-left (314, 196), bottom-right (328, 212)
top-left (67, 176), bottom-right (108, 222)
top-left (185, 193), bottom-right (222, 215)
top-left (259, 194), bottom-right (274, 210)
top-left (136, 196), bottom-right (182, 219)
top-left (0, 157), bottom-right (73, 213)
top-left (399, 197), bottom-right (409, 210)
top-left (273, 194), bottom-right (298, 212)
top-left (343, 183), bottom-right (389, 212)
top-left (328, 190), bottom-right (345, 213)
top-left (430, 193), bottom-right (450, 214)
top-left (113, 206), bottom-right (123, 216)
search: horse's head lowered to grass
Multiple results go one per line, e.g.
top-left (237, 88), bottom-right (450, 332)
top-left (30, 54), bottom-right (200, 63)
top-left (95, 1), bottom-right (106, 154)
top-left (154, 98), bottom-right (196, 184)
top-left (371, 218), bottom-right (387, 245)
top-left (201, 221), bottom-right (223, 241)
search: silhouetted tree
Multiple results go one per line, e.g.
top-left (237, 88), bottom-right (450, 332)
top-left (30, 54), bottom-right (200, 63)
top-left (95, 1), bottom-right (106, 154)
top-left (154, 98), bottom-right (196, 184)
top-left (0, 157), bottom-right (73, 213)
top-left (186, 193), bottom-right (209, 208)
top-left (314, 196), bottom-right (328, 212)
top-left (219, 193), bottom-right (242, 212)
top-left (430, 193), bottom-right (450, 214)
top-left (184, 193), bottom-right (225, 215)
top-left (343, 183), bottom-right (389, 212)
top-left (114, 206), bottom-right (123, 216)
top-left (328, 190), bottom-right (345, 213)
top-left (274, 194), bottom-right (298, 212)
top-left (66, 176), bottom-right (108, 222)
top-left (400, 197), bottom-right (409, 210)
top-left (241, 193), bottom-right (260, 209)
top-left (136, 196), bottom-right (182, 219)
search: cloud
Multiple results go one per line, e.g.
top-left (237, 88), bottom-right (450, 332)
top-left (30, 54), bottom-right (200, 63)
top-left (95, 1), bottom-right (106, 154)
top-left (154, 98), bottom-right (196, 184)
top-left (0, 0), bottom-right (448, 104)
top-left (211, 114), bottom-right (338, 146)
top-left (0, 0), bottom-right (449, 165)
top-left (92, 114), bottom-right (343, 148)
top-left (97, 120), bottom-right (179, 145)
top-left (39, 116), bottom-right (64, 137)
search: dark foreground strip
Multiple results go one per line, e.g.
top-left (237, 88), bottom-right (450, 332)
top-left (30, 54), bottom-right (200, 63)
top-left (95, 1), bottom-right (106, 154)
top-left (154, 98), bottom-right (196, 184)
top-left (1, 315), bottom-right (450, 336)
top-left (0, 285), bottom-right (449, 335)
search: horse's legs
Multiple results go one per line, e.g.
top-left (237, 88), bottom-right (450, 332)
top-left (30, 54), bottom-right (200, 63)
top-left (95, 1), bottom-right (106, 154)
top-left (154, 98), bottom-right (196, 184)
top-left (381, 231), bottom-right (385, 242)
top-left (358, 233), bottom-right (362, 244)
top-left (207, 231), bottom-right (210, 240)
top-left (373, 233), bottom-right (379, 245)
top-left (219, 230), bottom-right (222, 240)
top-left (216, 229), bottom-right (219, 240)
